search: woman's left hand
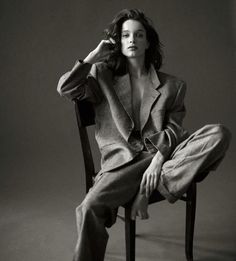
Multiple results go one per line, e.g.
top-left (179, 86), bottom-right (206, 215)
top-left (130, 193), bottom-right (149, 220)
top-left (140, 151), bottom-right (164, 198)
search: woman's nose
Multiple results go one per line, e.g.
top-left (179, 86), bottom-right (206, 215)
top-left (129, 35), bottom-right (135, 43)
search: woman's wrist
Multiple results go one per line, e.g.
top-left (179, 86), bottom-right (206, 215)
top-left (84, 51), bottom-right (98, 64)
top-left (152, 151), bottom-right (165, 165)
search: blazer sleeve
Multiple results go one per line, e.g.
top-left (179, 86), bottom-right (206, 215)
top-left (145, 81), bottom-right (189, 159)
top-left (57, 60), bottom-right (102, 103)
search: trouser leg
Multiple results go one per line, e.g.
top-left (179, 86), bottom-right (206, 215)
top-left (157, 124), bottom-right (231, 203)
top-left (73, 152), bottom-right (154, 261)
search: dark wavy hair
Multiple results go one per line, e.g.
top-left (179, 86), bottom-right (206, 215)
top-left (104, 9), bottom-right (163, 75)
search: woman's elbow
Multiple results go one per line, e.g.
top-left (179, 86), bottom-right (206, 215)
top-left (57, 84), bottom-right (64, 96)
top-left (57, 72), bottom-right (71, 96)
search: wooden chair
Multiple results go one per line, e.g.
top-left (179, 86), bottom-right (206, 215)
top-left (73, 99), bottom-right (207, 261)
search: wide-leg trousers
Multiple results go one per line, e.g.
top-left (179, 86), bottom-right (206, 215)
top-left (73, 124), bottom-right (231, 261)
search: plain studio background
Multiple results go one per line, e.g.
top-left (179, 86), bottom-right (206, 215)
top-left (0, 1), bottom-right (235, 261)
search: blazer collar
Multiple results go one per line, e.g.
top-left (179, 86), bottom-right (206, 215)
top-left (114, 65), bottom-right (161, 134)
top-left (149, 64), bottom-right (161, 89)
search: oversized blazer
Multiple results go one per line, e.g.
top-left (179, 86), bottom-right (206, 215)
top-left (57, 60), bottom-right (189, 174)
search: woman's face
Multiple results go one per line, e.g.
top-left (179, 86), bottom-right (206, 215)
top-left (121, 19), bottom-right (149, 59)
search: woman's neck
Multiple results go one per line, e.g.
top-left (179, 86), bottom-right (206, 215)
top-left (127, 57), bottom-right (147, 78)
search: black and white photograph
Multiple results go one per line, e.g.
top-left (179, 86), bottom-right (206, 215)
top-left (1, 1), bottom-right (235, 261)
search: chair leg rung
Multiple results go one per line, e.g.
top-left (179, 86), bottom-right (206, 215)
top-left (123, 183), bottom-right (197, 261)
top-left (185, 183), bottom-right (197, 261)
top-left (125, 207), bottom-right (136, 261)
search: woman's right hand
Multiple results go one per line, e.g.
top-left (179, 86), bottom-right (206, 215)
top-left (84, 39), bottom-right (115, 64)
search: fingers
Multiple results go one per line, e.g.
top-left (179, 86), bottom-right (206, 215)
top-left (141, 211), bottom-right (149, 220)
top-left (91, 38), bottom-right (116, 63)
top-left (153, 173), bottom-right (158, 190)
top-left (145, 173), bottom-right (157, 198)
top-left (140, 173), bottom-right (152, 197)
top-left (148, 175), bottom-right (154, 198)
top-left (131, 206), bottom-right (143, 220)
top-left (150, 174), bottom-right (156, 195)
top-left (130, 193), bottom-right (150, 220)
top-left (146, 178), bottom-right (150, 198)
top-left (141, 166), bottom-right (160, 197)
top-left (140, 175), bottom-right (146, 194)
top-left (96, 40), bottom-right (114, 57)
top-left (145, 174), bottom-right (151, 198)
top-left (131, 210), bottom-right (149, 220)
top-left (101, 39), bottom-right (115, 50)
top-left (109, 37), bottom-right (116, 44)
top-left (100, 39), bottom-right (111, 45)
top-left (138, 210), bottom-right (149, 220)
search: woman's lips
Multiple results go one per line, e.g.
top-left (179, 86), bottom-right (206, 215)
top-left (128, 46), bottom-right (138, 50)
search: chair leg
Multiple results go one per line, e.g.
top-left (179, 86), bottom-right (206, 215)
top-left (125, 207), bottom-right (136, 261)
top-left (185, 183), bottom-right (197, 261)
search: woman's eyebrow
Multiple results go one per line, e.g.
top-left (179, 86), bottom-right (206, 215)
top-left (122, 29), bottom-right (145, 32)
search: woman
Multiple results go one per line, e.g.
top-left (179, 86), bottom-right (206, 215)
top-left (57, 9), bottom-right (231, 261)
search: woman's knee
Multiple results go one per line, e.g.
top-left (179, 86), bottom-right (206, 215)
top-left (207, 124), bottom-right (231, 149)
top-left (76, 192), bottom-right (109, 222)
top-left (76, 195), bottom-right (98, 216)
top-left (75, 196), bottom-right (116, 228)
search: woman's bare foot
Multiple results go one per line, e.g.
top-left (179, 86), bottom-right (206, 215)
top-left (130, 192), bottom-right (149, 220)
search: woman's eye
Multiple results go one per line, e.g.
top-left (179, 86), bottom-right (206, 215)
top-left (136, 33), bottom-right (144, 38)
top-left (122, 34), bottom-right (129, 38)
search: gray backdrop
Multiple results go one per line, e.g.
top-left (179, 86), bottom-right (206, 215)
top-left (1, 1), bottom-right (235, 261)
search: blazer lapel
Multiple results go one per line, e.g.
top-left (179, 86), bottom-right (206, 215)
top-left (111, 66), bottom-right (161, 137)
top-left (113, 74), bottom-right (133, 120)
top-left (140, 66), bottom-right (161, 131)
top-left (109, 73), bottom-right (134, 140)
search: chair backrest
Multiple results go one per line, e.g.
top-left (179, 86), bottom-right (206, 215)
top-left (73, 99), bottom-right (96, 192)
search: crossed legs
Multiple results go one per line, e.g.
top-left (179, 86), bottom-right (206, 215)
top-left (158, 124), bottom-right (231, 203)
top-left (73, 124), bottom-right (231, 261)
